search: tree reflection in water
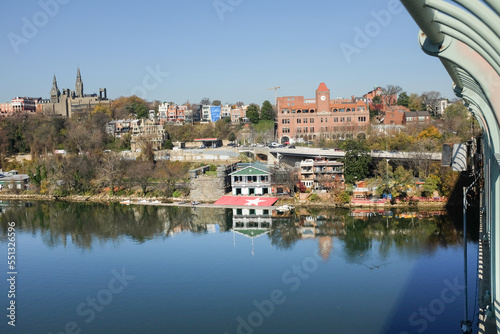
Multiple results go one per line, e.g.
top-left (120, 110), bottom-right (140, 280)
top-left (0, 202), bottom-right (473, 257)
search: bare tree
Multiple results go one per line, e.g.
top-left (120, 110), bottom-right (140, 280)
top-left (421, 91), bottom-right (442, 115)
top-left (381, 85), bottom-right (402, 107)
top-left (271, 167), bottom-right (299, 196)
top-left (100, 153), bottom-right (125, 195)
top-left (200, 98), bottom-right (211, 105)
top-left (127, 161), bottom-right (155, 195)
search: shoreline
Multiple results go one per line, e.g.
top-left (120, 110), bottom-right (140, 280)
top-left (0, 193), bottom-right (450, 209)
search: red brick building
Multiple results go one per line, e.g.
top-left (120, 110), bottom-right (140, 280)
top-left (277, 83), bottom-right (370, 143)
top-left (383, 105), bottom-right (409, 125)
top-left (364, 86), bottom-right (397, 106)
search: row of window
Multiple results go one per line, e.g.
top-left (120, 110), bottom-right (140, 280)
top-left (281, 116), bottom-right (367, 124)
top-left (295, 127), bottom-right (315, 133)
top-left (281, 107), bottom-right (365, 114)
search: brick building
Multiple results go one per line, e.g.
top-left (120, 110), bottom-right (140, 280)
top-left (404, 111), bottom-right (431, 125)
top-left (277, 83), bottom-right (370, 143)
top-left (383, 105), bottom-right (409, 125)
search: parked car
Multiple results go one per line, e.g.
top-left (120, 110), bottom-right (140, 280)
top-left (288, 145), bottom-right (296, 149)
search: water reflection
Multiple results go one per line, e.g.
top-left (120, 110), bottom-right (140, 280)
top-left (0, 201), bottom-right (469, 256)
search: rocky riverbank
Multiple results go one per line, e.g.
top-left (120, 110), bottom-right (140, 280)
top-left (0, 193), bottom-right (449, 209)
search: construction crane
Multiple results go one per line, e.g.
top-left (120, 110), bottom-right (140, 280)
top-left (266, 86), bottom-right (280, 106)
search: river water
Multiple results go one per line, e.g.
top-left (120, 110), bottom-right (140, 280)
top-left (0, 201), bottom-right (478, 334)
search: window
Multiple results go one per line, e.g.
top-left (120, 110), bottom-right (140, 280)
top-left (340, 117), bottom-right (345, 122)
top-left (282, 127), bottom-right (290, 133)
top-left (287, 98), bottom-right (290, 101)
top-left (310, 127), bottom-right (314, 132)
top-left (358, 116), bottom-right (366, 122)
top-left (297, 119), bottom-right (301, 124)
top-left (347, 117), bottom-right (351, 122)
top-left (321, 118), bottom-right (323, 123)
top-left (325, 118), bottom-right (328, 122)
top-left (292, 97), bottom-right (294, 101)
top-left (310, 118), bottom-right (314, 123)
top-left (304, 127), bottom-right (308, 133)
top-left (297, 127), bottom-right (302, 133)
top-left (334, 117), bottom-right (338, 122)
top-left (249, 209), bottom-right (256, 215)
top-left (304, 118), bottom-right (308, 123)
top-left (340, 108), bottom-right (345, 112)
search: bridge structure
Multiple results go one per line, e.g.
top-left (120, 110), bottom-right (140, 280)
top-left (239, 146), bottom-right (441, 168)
top-left (400, 0), bottom-right (500, 332)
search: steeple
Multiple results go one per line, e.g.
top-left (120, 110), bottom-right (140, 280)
top-left (75, 67), bottom-right (84, 97)
top-left (50, 75), bottom-right (61, 103)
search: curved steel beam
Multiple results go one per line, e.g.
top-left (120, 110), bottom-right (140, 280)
top-left (400, 0), bottom-right (444, 44)
top-left (452, 0), bottom-right (500, 40)
top-left (427, 0), bottom-right (500, 62)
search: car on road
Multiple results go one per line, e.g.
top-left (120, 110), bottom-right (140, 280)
top-left (390, 150), bottom-right (399, 154)
top-left (288, 145), bottom-right (296, 149)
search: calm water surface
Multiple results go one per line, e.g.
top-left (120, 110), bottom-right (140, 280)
top-left (0, 201), bottom-right (478, 334)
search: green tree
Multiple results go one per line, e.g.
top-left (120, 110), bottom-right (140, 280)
top-left (212, 100), bottom-right (222, 106)
top-left (397, 92), bottom-right (409, 107)
top-left (423, 174), bottom-right (440, 197)
top-left (260, 100), bottom-right (275, 121)
top-left (340, 140), bottom-right (372, 184)
top-left (228, 132), bottom-right (237, 142)
top-left (127, 101), bottom-right (149, 119)
top-left (246, 104), bottom-right (260, 124)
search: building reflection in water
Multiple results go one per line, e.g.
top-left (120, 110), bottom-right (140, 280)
top-left (232, 207), bottom-right (273, 256)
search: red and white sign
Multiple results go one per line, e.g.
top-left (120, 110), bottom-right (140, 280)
top-left (214, 196), bottom-right (278, 206)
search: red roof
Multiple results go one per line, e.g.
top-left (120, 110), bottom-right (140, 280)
top-left (317, 82), bottom-right (329, 91)
top-left (214, 196), bottom-right (278, 206)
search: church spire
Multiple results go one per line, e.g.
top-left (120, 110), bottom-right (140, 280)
top-left (75, 67), bottom-right (84, 97)
top-left (50, 74), bottom-right (61, 103)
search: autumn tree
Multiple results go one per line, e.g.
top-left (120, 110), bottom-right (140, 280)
top-left (155, 161), bottom-right (190, 197)
top-left (408, 93), bottom-right (424, 111)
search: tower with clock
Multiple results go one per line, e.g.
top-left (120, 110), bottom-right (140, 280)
top-left (316, 82), bottom-right (330, 113)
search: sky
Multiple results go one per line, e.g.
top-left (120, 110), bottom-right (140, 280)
top-left (0, 0), bottom-right (455, 105)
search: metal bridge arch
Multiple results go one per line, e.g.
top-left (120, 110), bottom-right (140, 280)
top-left (400, 0), bottom-right (500, 332)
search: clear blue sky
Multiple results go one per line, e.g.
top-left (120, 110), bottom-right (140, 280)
top-left (0, 0), bottom-right (454, 105)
